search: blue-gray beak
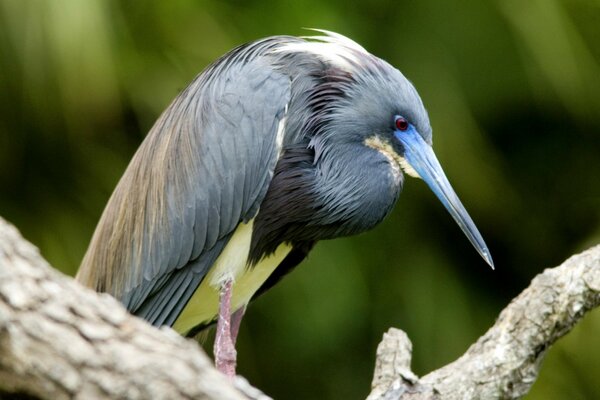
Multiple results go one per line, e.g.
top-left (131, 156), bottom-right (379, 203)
top-left (395, 128), bottom-right (494, 269)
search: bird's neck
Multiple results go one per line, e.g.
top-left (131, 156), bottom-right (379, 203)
top-left (312, 141), bottom-right (404, 236)
top-left (249, 141), bottom-right (403, 263)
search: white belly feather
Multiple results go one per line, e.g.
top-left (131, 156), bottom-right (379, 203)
top-left (172, 219), bottom-right (291, 334)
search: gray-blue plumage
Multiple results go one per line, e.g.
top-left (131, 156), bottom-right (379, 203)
top-left (78, 37), bottom-right (294, 325)
top-left (77, 31), bottom-right (491, 337)
top-left (121, 39), bottom-right (293, 323)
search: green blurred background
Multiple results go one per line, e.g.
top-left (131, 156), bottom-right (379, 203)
top-left (1, 0), bottom-right (599, 398)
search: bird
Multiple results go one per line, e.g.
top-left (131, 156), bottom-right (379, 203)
top-left (76, 30), bottom-right (494, 378)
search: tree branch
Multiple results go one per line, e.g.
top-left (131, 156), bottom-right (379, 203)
top-left (1, 215), bottom-right (598, 399)
top-left (0, 216), bottom-right (264, 400)
top-left (368, 244), bottom-right (600, 399)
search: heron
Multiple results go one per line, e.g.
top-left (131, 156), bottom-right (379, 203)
top-left (76, 30), bottom-right (494, 378)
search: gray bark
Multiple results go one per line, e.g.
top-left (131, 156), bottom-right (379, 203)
top-left (0, 216), bottom-right (261, 400)
top-left (368, 245), bottom-right (600, 399)
top-left (0, 215), bottom-right (598, 399)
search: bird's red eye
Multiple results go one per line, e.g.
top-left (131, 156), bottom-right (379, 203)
top-left (395, 116), bottom-right (409, 131)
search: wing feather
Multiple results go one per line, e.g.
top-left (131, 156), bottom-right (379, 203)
top-left (77, 38), bottom-right (292, 326)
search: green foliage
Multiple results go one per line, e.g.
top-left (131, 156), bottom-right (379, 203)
top-left (1, 1), bottom-right (599, 398)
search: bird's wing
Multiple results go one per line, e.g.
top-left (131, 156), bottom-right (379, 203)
top-left (77, 39), bottom-right (291, 328)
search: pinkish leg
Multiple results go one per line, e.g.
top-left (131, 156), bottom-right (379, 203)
top-left (230, 305), bottom-right (246, 346)
top-left (214, 279), bottom-right (237, 378)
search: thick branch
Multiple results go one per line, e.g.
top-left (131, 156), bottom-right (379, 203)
top-left (1, 215), bottom-right (599, 399)
top-left (368, 245), bottom-right (600, 399)
top-left (0, 216), bottom-right (260, 400)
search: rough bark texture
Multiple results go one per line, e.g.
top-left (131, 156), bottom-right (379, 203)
top-left (368, 245), bottom-right (600, 400)
top-left (0, 215), bottom-right (598, 399)
top-left (0, 217), bottom-right (261, 400)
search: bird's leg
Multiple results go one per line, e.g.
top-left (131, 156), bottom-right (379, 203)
top-left (214, 279), bottom-right (237, 378)
top-left (230, 305), bottom-right (246, 346)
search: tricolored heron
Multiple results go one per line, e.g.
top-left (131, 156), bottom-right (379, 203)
top-left (77, 30), bottom-right (493, 377)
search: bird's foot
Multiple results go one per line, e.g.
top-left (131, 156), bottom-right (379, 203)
top-left (215, 334), bottom-right (237, 378)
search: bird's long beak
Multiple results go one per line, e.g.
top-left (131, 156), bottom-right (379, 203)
top-left (395, 128), bottom-right (494, 269)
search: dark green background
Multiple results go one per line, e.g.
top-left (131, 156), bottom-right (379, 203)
top-left (1, 1), bottom-right (599, 399)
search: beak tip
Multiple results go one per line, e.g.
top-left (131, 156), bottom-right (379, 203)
top-left (483, 252), bottom-right (495, 270)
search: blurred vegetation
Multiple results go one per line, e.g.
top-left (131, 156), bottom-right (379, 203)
top-left (1, 1), bottom-right (599, 399)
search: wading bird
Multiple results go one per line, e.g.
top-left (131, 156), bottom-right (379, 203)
top-left (77, 30), bottom-right (493, 377)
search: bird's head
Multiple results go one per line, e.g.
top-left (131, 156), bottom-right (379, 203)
top-left (288, 30), bottom-right (494, 268)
